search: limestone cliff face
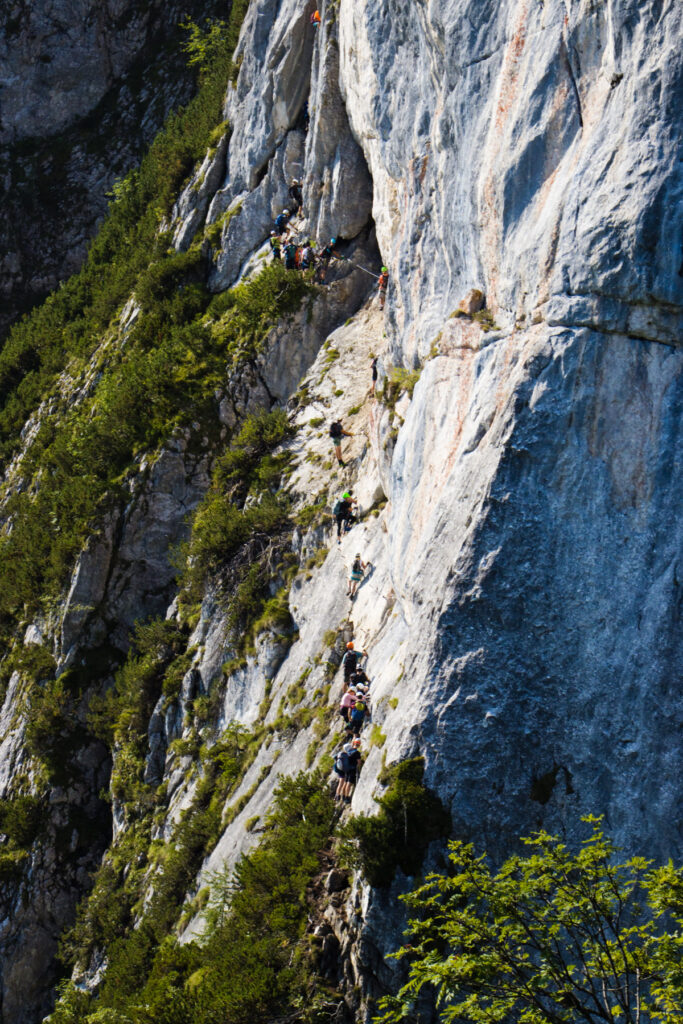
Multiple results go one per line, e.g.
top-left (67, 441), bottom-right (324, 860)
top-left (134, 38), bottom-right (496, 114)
top-left (0, 0), bottom-right (227, 338)
top-left (0, 0), bottom-right (681, 1020)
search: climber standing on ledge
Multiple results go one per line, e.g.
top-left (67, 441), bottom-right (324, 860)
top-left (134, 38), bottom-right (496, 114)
top-left (275, 208), bottom-right (290, 234)
top-left (269, 231), bottom-right (281, 261)
top-left (289, 179), bottom-right (303, 212)
top-left (378, 266), bottom-right (389, 309)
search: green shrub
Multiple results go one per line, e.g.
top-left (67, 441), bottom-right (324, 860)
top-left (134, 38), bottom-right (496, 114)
top-left (472, 307), bottom-right (499, 332)
top-left (381, 366), bottom-right (421, 409)
top-left (213, 409), bottom-right (294, 492)
top-left (52, 771), bottom-right (337, 1023)
top-left (339, 757), bottom-right (451, 887)
top-left (208, 262), bottom-right (314, 366)
top-left (0, 793), bottom-right (43, 848)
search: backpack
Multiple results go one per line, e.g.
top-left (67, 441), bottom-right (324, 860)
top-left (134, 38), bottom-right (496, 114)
top-left (352, 557), bottom-right (362, 574)
top-left (336, 749), bottom-right (350, 772)
top-left (333, 500), bottom-right (343, 516)
top-left (351, 704), bottom-right (365, 723)
top-left (329, 420), bottom-right (342, 439)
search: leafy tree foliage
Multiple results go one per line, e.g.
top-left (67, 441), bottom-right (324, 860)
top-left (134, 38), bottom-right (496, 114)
top-left (378, 818), bottom-right (683, 1024)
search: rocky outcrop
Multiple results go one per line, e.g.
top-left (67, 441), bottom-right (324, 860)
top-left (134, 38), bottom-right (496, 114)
top-left (0, 0), bottom-right (228, 338)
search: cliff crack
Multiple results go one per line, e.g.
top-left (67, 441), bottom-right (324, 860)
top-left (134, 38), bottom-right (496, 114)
top-left (562, 39), bottom-right (584, 129)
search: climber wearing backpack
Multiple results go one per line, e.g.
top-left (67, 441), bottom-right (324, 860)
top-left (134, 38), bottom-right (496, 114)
top-left (284, 240), bottom-right (298, 270)
top-left (347, 554), bottom-right (368, 598)
top-left (334, 738), bottom-right (361, 803)
top-left (339, 687), bottom-right (357, 722)
top-left (329, 419), bottom-right (353, 467)
top-left (311, 9), bottom-right (321, 28)
top-left (275, 208), bottom-right (290, 233)
top-left (333, 491), bottom-right (355, 541)
top-left (350, 667), bottom-right (370, 690)
top-left (378, 266), bottom-right (389, 309)
top-left (342, 641), bottom-right (367, 685)
top-left (347, 696), bottom-right (367, 737)
top-left (269, 232), bottom-right (281, 261)
top-left (301, 241), bottom-right (315, 270)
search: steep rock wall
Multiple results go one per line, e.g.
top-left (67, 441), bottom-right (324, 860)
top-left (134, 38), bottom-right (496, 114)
top-left (0, 0), bottom-right (680, 1020)
top-left (338, 0), bottom-right (683, 361)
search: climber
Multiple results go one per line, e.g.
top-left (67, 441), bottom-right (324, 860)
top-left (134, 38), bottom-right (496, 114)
top-left (317, 237), bottom-right (341, 283)
top-left (284, 239), bottom-right (298, 270)
top-left (339, 687), bottom-right (357, 723)
top-left (311, 9), bottom-right (321, 27)
top-left (269, 231), bottom-right (281, 261)
top-left (329, 419), bottom-right (353, 467)
top-left (335, 738), bottom-right (361, 803)
top-left (289, 179), bottom-right (303, 210)
top-left (350, 666), bottom-right (370, 690)
top-left (354, 682), bottom-right (371, 710)
top-left (275, 208), bottom-right (290, 233)
top-left (378, 266), bottom-right (389, 309)
top-left (334, 741), bottom-right (352, 800)
top-left (333, 491), bottom-right (355, 541)
top-left (370, 355), bottom-right (378, 396)
top-left (347, 695), bottom-right (367, 737)
top-left (301, 241), bottom-right (315, 270)
top-left (343, 641), bottom-right (368, 685)
top-left (347, 554), bottom-right (368, 599)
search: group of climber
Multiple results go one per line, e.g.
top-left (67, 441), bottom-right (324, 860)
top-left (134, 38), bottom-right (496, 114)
top-left (271, 223), bottom-right (343, 285)
top-left (334, 641), bottom-right (371, 802)
top-left (271, 191), bottom-right (390, 301)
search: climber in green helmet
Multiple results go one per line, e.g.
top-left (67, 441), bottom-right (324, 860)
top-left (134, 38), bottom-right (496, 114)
top-left (378, 266), bottom-right (389, 309)
top-left (333, 490), bottom-right (356, 542)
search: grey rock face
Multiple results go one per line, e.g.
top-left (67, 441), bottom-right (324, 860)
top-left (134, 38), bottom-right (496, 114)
top-left (337, 0), bottom-right (683, 364)
top-left (379, 326), bottom-right (682, 861)
top-left (60, 444), bottom-right (211, 666)
top-left (304, 14), bottom-right (374, 243)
